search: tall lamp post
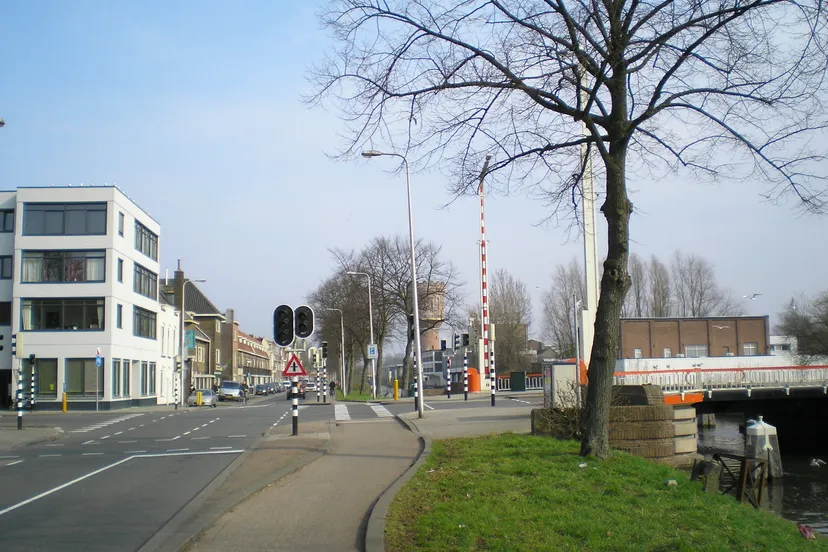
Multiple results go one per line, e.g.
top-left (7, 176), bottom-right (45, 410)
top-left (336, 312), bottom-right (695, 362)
top-left (361, 149), bottom-right (424, 418)
top-left (325, 308), bottom-right (347, 396)
top-left (346, 271), bottom-right (376, 400)
top-left (178, 277), bottom-right (206, 408)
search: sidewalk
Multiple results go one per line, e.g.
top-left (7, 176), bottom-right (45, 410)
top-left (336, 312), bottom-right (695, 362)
top-left (0, 413), bottom-right (63, 451)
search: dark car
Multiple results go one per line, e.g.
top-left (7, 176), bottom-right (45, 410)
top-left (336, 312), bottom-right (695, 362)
top-left (266, 382), bottom-right (276, 394)
top-left (255, 384), bottom-right (268, 395)
top-left (286, 381), bottom-right (306, 400)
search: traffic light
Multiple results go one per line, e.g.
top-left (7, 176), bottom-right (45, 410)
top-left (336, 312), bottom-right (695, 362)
top-left (175, 358), bottom-right (182, 372)
top-left (294, 305), bottom-right (314, 339)
top-left (321, 341), bottom-right (328, 359)
top-left (462, 333), bottom-right (470, 347)
top-left (440, 339), bottom-right (446, 351)
top-left (274, 305), bottom-right (294, 347)
top-left (453, 332), bottom-right (460, 350)
top-left (408, 314), bottom-right (415, 341)
top-left (29, 353), bottom-right (35, 363)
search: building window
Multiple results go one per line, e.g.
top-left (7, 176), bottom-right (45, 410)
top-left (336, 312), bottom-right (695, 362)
top-left (685, 345), bottom-right (708, 358)
top-left (216, 322), bottom-right (221, 334)
top-left (21, 250), bottom-right (105, 283)
top-left (112, 359), bottom-right (121, 397)
top-left (134, 221), bottom-right (158, 261)
top-left (65, 358), bottom-right (103, 397)
top-left (197, 346), bottom-right (204, 363)
top-left (633, 348), bottom-right (643, 359)
top-left (122, 359), bottom-right (130, 396)
top-left (141, 361), bottom-right (149, 396)
top-left (23, 203), bottom-right (107, 236)
top-left (133, 263), bottom-right (157, 299)
top-left (744, 342), bottom-right (758, 356)
top-left (117, 258), bottom-right (123, 283)
top-left (216, 349), bottom-right (221, 365)
top-left (118, 212), bottom-right (125, 236)
top-left (0, 302), bottom-right (11, 325)
top-left (663, 348), bottom-right (672, 358)
top-left (0, 256), bottom-right (11, 279)
top-left (723, 346), bottom-right (731, 355)
top-left (149, 362), bottom-right (156, 394)
top-left (21, 298), bottom-right (104, 330)
top-left (117, 304), bottom-right (123, 329)
top-left (133, 306), bottom-right (157, 339)
top-left (0, 210), bottom-right (14, 232)
top-left (22, 358), bottom-right (58, 397)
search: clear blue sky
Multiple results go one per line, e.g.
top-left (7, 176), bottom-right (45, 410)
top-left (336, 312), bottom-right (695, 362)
top-left (1, 1), bottom-right (825, 342)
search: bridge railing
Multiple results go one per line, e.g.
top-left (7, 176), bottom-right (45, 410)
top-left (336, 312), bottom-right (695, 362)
top-left (613, 365), bottom-right (828, 395)
top-left (495, 374), bottom-right (544, 392)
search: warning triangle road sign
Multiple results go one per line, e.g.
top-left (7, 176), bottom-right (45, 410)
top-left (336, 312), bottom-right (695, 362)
top-left (283, 353), bottom-right (307, 377)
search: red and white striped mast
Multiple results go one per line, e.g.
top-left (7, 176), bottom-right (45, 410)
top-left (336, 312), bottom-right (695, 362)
top-left (477, 155), bottom-right (495, 406)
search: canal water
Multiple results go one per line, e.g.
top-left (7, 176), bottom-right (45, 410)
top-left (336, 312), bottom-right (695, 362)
top-left (697, 414), bottom-right (828, 534)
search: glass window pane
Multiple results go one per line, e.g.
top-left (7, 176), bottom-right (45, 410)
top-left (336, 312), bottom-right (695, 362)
top-left (65, 209), bottom-right (86, 234)
top-left (43, 301), bottom-right (61, 329)
top-left (65, 359), bottom-right (84, 395)
top-left (44, 254), bottom-right (62, 282)
top-left (65, 256), bottom-right (85, 282)
top-left (63, 300), bottom-right (83, 329)
top-left (86, 299), bottom-right (104, 329)
top-left (3, 211), bottom-right (14, 232)
top-left (23, 208), bottom-right (43, 235)
top-left (88, 209), bottom-right (106, 234)
top-left (86, 255), bottom-right (105, 281)
top-left (44, 210), bottom-right (64, 234)
top-left (84, 360), bottom-right (99, 395)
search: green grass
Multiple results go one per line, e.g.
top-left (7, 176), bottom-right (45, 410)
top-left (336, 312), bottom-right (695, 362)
top-left (336, 389), bottom-right (374, 402)
top-left (385, 434), bottom-right (826, 552)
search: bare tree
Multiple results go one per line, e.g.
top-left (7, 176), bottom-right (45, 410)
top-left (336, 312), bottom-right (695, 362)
top-left (777, 292), bottom-right (828, 357)
top-left (649, 256), bottom-right (672, 318)
top-left (622, 253), bottom-right (648, 317)
top-left (541, 259), bottom-right (585, 358)
top-left (670, 252), bottom-right (742, 317)
top-left (489, 269), bottom-right (533, 372)
top-left (311, 0), bottom-right (828, 458)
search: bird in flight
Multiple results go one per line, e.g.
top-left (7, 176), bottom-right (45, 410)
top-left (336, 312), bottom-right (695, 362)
top-left (743, 293), bottom-right (762, 300)
top-left (810, 458), bottom-right (826, 468)
top-left (712, 325), bottom-right (730, 330)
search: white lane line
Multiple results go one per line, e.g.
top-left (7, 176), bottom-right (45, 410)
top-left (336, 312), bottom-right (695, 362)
top-left (139, 424), bottom-right (144, 427)
top-left (166, 448), bottom-right (189, 452)
top-left (83, 453), bottom-right (103, 456)
top-left (507, 398), bottom-right (531, 405)
top-left (183, 431), bottom-right (191, 435)
top-left (114, 431), bottom-right (123, 436)
top-left (45, 444), bottom-right (64, 447)
top-left (192, 427), bottom-right (200, 431)
top-left (118, 440), bottom-right (137, 444)
top-left (100, 435), bottom-right (111, 440)
top-left (0, 456), bottom-right (20, 459)
top-left (82, 440), bottom-right (96, 445)
top-left (128, 427), bottom-right (136, 431)
top-left (0, 456), bottom-right (135, 517)
top-left (191, 436), bottom-right (209, 440)
top-left (424, 403), bottom-right (435, 410)
top-left (124, 450), bottom-right (146, 454)
top-left (38, 454), bottom-right (61, 458)
top-left (228, 435), bottom-right (246, 438)
top-left (4, 460), bottom-right (23, 466)
top-left (210, 446), bottom-right (232, 450)
top-left (152, 419), bottom-right (158, 423)
top-left (154, 436), bottom-right (181, 442)
top-left (334, 404), bottom-right (350, 421)
top-left (201, 424), bottom-right (208, 428)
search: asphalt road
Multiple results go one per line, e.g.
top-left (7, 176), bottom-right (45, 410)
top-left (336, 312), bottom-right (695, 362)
top-left (0, 391), bottom-right (541, 551)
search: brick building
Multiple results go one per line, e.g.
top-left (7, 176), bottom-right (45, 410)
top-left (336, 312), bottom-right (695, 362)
top-left (618, 316), bottom-right (770, 359)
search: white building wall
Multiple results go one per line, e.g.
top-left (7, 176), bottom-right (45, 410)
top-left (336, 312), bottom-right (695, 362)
top-left (9, 186), bottom-right (163, 408)
top-left (0, 191), bottom-right (17, 379)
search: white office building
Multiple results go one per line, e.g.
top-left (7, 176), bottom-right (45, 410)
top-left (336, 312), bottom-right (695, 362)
top-left (0, 186), bottom-right (172, 410)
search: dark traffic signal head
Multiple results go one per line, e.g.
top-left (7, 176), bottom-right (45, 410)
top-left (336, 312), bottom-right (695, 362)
top-left (453, 332), bottom-right (460, 350)
top-left (462, 333), bottom-right (470, 347)
top-left (294, 305), bottom-right (314, 339)
top-left (273, 305), bottom-right (294, 347)
top-left (321, 341), bottom-right (328, 359)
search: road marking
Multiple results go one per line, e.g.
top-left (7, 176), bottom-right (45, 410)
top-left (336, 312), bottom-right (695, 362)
top-left (124, 450), bottom-right (146, 454)
top-left (0, 457), bottom-right (134, 517)
top-left (38, 454), bottom-right (61, 458)
top-left (166, 448), bottom-right (189, 452)
top-left (82, 440), bottom-right (98, 445)
top-left (508, 398), bottom-right (532, 405)
top-left (183, 431), bottom-right (191, 435)
top-left (139, 424), bottom-right (144, 427)
top-left (228, 435), bottom-right (246, 438)
top-left (191, 436), bottom-right (209, 440)
top-left (114, 431), bottom-right (123, 436)
top-left (45, 444), bottom-right (64, 447)
top-left (334, 404), bottom-right (350, 421)
top-left (4, 460), bottom-right (23, 466)
top-left (368, 403), bottom-right (394, 417)
top-left (424, 403), bottom-right (435, 410)
top-left (128, 427), bottom-right (136, 431)
top-left (192, 427), bottom-right (200, 431)
top-left (210, 446), bottom-right (232, 450)
top-left (118, 440), bottom-right (137, 444)
top-left (100, 435), bottom-right (111, 440)
top-left (68, 413), bottom-right (143, 434)
top-left (0, 456), bottom-right (20, 459)
top-left (82, 453), bottom-right (103, 456)
top-left (201, 424), bottom-right (208, 428)
top-left (155, 436), bottom-right (181, 442)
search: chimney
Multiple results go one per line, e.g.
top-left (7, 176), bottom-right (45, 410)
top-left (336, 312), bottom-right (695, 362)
top-left (174, 261), bottom-right (185, 311)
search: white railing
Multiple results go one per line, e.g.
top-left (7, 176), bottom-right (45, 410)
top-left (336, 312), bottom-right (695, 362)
top-left (495, 374), bottom-right (543, 392)
top-left (497, 377), bottom-right (511, 391)
top-left (612, 366), bottom-right (828, 396)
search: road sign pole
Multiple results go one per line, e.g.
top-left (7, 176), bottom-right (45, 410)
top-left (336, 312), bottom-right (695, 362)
top-left (463, 348), bottom-right (469, 401)
top-left (446, 358), bottom-right (451, 399)
top-left (323, 360), bottom-right (327, 404)
top-left (316, 365), bottom-right (320, 403)
top-left (30, 359), bottom-right (36, 411)
top-left (16, 362), bottom-right (23, 430)
top-left (291, 376), bottom-right (299, 436)
top-left (413, 357), bottom-right (418, 412)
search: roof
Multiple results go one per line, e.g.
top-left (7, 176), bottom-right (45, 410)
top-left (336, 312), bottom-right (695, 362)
top-left (237, 330), bottom-right (269, 359)
top-left (159, 291), bottom-right (175, 308)
top-left (193, 325), bottom-right (211, 342)
top-left (160, 278), bottom-right (225, 318)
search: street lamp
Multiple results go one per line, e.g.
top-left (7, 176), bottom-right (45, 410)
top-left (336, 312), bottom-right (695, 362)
top-left (325, 308), bottom-right (347, 396)
top-left (361, 149), bottom-right (425, 418)
top-left (346, 271), bottom-right (377, 399)
top-left (178, 277), bottom-right (206, 409)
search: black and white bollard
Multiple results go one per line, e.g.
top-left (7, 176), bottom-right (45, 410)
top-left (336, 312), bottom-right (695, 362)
top-left (16, 368), bottom-right (23, 430)
top-left (463, 348), bottom-right (469, 401)
top-left (174, 379), bottom-right (179, 410)
top-left (291, 376), bottom-right (299, 436)
top-left (30, 361), bottom-right (36, 411)
top-left (316, 369), bottom-right (321, 403)
top-left (323, 373), bottom-right (327, 404)
top-left (413, 358), bottom-right (418, 412)
top-left (490, 343), bottom-right (496, 407)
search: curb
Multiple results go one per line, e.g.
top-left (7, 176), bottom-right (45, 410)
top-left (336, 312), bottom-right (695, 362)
top-left (0, 426), bottom-right (63, 452)
top-left (364, 415), bottom-right (432, 552)
top-left (139, 420), bottom-right (335, 552)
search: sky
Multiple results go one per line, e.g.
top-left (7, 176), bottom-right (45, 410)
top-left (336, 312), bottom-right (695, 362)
top-left (0, 1), bottom-right (825, 345)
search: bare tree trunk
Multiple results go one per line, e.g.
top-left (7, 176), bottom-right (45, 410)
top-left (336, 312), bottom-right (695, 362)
top-left (580, 134), bottom-right (632, 459)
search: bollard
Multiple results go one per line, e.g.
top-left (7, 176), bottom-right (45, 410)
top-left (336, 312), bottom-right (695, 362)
top-left (316, 369), bottom-right (321, 403)
top-left (393, 379), bottom-right (399, 400)
top-left (16, 368), bottom-right (23, 430)
top-left (196, 391), bottom-right (202, 406)
top-left (490, 343), bottom-right (496, 407)
top-left (174, 380), bottom-right (179, 410)
top-left (291, 376), bottom-right (299, 436)
top-left (62, 392), bottom-right (68, 413)
top-left (413, 371), bottom-right (418, 412)
top-left (463, 348), bottom-right (469, 401)
top-left (446, 358), bottom-right (451, 399)
top-left (30, 362), bottom-right (36, 411)
top-left (323, 373), bottom-right (327, 404)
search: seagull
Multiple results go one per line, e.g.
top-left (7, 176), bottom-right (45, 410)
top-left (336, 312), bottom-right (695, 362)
top-left (810, 458), bottom-right (826, 468)
top-left (743, 293), bottom-right (762, 300)
top-left (712, 325), bottom-right (730, 330)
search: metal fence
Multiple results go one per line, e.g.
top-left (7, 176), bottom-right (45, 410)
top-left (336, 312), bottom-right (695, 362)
top-left (495, 374), bottom-right (543, 392)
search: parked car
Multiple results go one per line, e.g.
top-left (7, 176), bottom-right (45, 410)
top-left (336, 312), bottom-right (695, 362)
top-left (255, 384), bottom-right (268, 396)
top-left (188, 389), bottom-right (218, 408)
top-left (218, 381), bottom-right (244, 401)
top-left (266, 382), bottom-right (276, 394)
top-left (286, 381), bottom-right (306, 400)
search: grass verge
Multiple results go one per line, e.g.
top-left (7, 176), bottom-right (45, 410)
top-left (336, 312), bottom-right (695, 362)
top-left (336, 390), bottom-right (374, 402)
top-left (385, 434), bottom-right (825, 552)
